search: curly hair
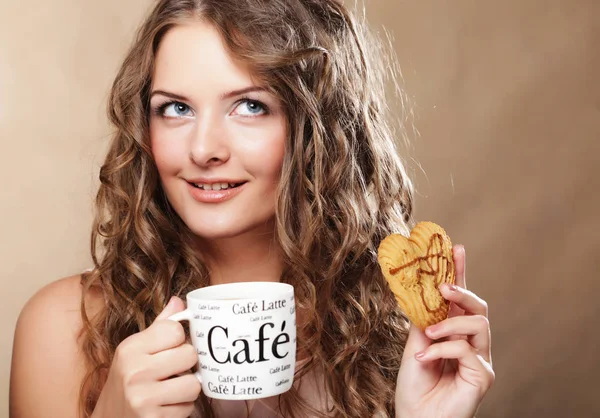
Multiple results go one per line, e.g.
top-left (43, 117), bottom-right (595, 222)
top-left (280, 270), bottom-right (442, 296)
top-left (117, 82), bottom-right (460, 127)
top-left (78, 0), bottom-right (415, 417)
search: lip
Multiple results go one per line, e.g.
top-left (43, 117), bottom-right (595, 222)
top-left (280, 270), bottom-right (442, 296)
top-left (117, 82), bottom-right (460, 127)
top-left (186, 181), bottom-right (247, 204)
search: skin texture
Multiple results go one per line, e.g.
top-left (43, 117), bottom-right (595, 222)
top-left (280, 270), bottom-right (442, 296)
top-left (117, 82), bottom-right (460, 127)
top-left (395, 245), bottom-right (495, 418)
top-left (149, 22), bottom-right (287, 286)
top-left (10, 275), bottom-right (91, 418)
top-left (9, 18), bottom-right (493, 418)
top-left (91, 297), bottom-right (201, 418)
top-left (93, 21), bottom-right (290, 417)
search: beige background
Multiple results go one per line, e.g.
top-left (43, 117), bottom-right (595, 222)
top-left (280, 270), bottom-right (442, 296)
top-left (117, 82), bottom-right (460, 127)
top-left (1, 1), bottom-right (598, 417)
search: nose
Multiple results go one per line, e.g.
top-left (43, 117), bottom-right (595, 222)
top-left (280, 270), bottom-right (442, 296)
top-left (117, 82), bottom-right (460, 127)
top-left (188, 114), bottom-right (230, 167)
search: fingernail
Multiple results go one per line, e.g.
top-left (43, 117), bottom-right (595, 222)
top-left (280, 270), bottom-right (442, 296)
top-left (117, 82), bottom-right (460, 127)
top-left (166, 296), bottom-right (176, 307)
top-left (446, 284), bottom-right (457, 292)
top-left (415, 351), bottom-right (427, 360)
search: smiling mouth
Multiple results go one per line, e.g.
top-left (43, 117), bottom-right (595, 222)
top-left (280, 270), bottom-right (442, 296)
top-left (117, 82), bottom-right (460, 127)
top-left (188, 181), bottom-right (246, 191)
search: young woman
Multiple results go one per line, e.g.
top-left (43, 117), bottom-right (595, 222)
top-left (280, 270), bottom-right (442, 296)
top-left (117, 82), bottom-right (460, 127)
top-left (10, 1), bottom-right (494, 417)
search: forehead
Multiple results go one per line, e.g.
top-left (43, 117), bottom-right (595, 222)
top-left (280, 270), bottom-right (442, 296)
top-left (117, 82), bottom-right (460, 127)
top-left (152, 20), bottom-right (255, 92)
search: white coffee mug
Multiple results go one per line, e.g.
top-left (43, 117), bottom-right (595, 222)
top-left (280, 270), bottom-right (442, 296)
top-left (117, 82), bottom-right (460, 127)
top-left (169, 282), bottom-right (296, 400)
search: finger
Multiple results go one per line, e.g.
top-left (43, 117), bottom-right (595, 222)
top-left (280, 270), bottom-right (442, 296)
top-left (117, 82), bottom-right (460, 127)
top-left (425, 315), bottom-right (491, 363)
top-left (447, 245), bottom-right (466, 318)
top-left (416, 340), bottom-right (495, 390)
top-left (149, 343), bottom-right (199, 380)
top-left (416, 339), bottom-right (488, 370)
top-left (452, 245), bottom-right (466, 289)
top-left (135, 297), bottom-right (187, 354)
top-left (154, 373), bottom-right (202, 405)
top-left (403, 323), bottom-right (434, 358)
top-left (440, 284), bottom-right (488, 317)
top-left (139, 319), bottom-right (187, 354)
top-left (156, 296), bottom-right (186, 321)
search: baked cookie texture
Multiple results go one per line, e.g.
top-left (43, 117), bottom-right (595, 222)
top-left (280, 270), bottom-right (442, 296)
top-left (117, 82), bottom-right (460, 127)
top-left (377, 221), bottom-right (455, 330)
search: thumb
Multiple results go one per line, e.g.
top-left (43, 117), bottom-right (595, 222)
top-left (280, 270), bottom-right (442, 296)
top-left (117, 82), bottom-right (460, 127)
top-left (155, 296), bottom-right (186, 321)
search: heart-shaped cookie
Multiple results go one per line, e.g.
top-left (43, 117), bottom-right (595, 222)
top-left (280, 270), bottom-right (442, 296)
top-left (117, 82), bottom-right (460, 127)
top-left (377, 221), bottom-right (455, 330)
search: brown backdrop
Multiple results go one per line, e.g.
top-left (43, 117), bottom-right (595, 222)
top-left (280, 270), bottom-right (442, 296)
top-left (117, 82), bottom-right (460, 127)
top-left (2, 1), bottom-right (599, 417)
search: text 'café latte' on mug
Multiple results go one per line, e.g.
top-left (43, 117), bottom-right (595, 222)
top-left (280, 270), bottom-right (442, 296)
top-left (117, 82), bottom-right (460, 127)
top-left (169, 282), bottom-right (297, 400)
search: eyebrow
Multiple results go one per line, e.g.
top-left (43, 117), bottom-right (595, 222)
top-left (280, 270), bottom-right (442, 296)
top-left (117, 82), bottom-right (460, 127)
top-left (150, 86), bottom-right (266, 101)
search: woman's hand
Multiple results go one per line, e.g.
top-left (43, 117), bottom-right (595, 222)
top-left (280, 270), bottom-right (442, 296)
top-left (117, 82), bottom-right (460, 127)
top-left (92, 297), bottom-right (201, 418)
top-left (395, 245), bottom-right (494, 418)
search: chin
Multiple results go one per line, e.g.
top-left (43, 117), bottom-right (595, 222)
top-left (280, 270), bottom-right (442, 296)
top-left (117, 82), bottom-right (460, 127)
top-left (190, 227), bottom-right (248, 240)
top-left (185, 218), bottom-right (276, 241)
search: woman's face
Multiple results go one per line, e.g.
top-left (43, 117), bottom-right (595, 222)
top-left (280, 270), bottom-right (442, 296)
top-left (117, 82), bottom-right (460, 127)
top-left (149, 20), bottom-right (286, 242)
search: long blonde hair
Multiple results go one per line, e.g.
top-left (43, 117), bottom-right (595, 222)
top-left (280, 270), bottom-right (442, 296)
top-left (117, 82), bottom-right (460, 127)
top-left (79, 0), bottom-right (414, 416)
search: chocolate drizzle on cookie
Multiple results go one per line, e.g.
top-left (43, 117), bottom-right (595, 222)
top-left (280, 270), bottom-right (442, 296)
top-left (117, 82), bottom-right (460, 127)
top-left (376, 221), bottom-right (456, 329)
top-left (388, 234), bottom-right (454, 314)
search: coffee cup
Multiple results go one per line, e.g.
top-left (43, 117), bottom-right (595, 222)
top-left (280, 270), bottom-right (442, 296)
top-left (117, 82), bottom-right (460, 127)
top-left (168, 281), bottom-right (296, 400)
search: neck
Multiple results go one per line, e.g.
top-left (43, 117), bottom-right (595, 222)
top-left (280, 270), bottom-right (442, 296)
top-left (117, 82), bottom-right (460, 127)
top-left (197, 226), bottom-right (284, 286)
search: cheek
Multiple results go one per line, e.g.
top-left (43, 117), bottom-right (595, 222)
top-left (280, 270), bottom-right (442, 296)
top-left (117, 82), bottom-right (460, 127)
top-left (262, 138), bottom-right (285, 180)
top-left (150, 126), bottom-right (186, 175)
top-left (241, 121), bottom-right (286, 181)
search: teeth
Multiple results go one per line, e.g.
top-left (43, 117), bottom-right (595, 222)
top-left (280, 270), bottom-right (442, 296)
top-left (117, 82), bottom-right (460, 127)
top-left (193, 182), bottom-right (236, 191)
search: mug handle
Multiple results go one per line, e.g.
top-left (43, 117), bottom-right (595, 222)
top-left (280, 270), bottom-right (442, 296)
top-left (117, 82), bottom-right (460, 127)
top-left (168, 309), bottom-right (203, 384)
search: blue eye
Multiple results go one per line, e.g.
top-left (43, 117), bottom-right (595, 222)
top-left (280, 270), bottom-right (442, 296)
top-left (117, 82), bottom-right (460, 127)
top-left (158, 101), bottom-right (192, 118)
top-left (233, 99), bottom-right (268, 116)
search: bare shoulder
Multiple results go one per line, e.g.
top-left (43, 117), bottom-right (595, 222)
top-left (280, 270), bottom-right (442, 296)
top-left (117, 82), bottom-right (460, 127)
top-left (15, 273), bottom-right (100, 333)
top-left (10, 274), bottom-right (103, 418)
